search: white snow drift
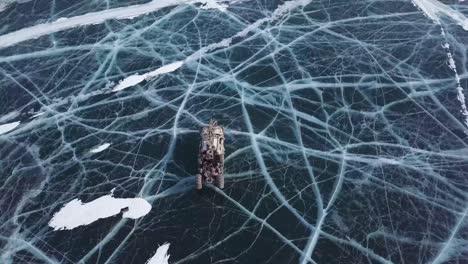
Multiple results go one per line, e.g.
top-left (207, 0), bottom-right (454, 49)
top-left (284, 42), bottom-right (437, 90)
top-left (0, 0), bottom-right (191, 49)
top-left (112, 61), bottom-right (183, 91)
top-left (49, 194), bottom-right (152, 230)
top-left (146, 243), bottom-right (171, 264)
top-left (31, 111), bottom-right (45, 118)
top-left (0, 121), bottom-right (20, 135)
top-left (89, 142), bottom-right (111, 153)
top-left (199, 0), bottom-right (228, 11)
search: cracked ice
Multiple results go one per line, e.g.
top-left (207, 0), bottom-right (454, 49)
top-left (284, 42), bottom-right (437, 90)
top-left (0, 0), bottom-right (468, 263)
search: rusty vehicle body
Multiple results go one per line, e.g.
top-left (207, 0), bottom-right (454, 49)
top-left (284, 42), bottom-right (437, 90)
top-left (196, 120), bottom-right (225, 189)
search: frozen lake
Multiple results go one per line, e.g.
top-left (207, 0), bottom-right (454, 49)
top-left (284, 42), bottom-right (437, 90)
top-left (0, 0), bottom-right (468, 263)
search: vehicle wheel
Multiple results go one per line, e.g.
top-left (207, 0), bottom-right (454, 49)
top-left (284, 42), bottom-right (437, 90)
top-left (196, 174), bottom-right (203, 190)
top-left (217, 174), bottom-right (224, 189)
top-left (220, 154), bottom-right (225, 169)
top-left (206, 177), bottom-right (213, 184)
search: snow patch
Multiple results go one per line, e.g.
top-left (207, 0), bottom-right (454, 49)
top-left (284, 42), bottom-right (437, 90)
top-left (196, 0), bottom-right (228, 11)
top-left (90, 143), bottom-right (111, 153)
top-left (112, 61), bottom-right (183, 92)
top-left (147, 61), bottom-right (184, 77)
top-left (146, 243), bottom-right (171, 264)
top-left (0, 121), bottom-right (20, 135)
top-left (31, 112), bottom-right (45, 118)
top-left (112, 74), bottom-right (146, 92)
top-left (411, 0), bottom-right (468, 30)
top-left (49, 194), bottom-right (152, 230)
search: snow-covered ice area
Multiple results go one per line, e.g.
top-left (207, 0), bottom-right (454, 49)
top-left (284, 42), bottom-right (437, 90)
top-left (0, 121), bottom-right (20, 135)
top-left (49, 194), bottom-right (152, 230)
top-left (146, 243), bottom-right (171, 264)
top-left (89, 142), bottom-right (111, 153)
top-left (2, 0), bottom-right (468, 263)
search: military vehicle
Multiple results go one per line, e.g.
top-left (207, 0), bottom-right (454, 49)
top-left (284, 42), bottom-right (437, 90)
top-left (196, 120), bottom-right (224, 189)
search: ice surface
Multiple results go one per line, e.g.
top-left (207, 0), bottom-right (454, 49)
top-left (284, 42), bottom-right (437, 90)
top-left (0, 0), bottom-right (15, 12)
top-left (0, 111), bottom-right (20, 122)
top-left (442, 42), bottom-right (468, 128)
top-left (412, 0), bottom-right (468, 30)
top-left (146, 243), bottom-right (171, 264)
top-left (0, 0), bottom-right (231, 49)
top-left (1, 0), bottom-right (468, 263)
top-left (49, 194), bottom-right (152, 230)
